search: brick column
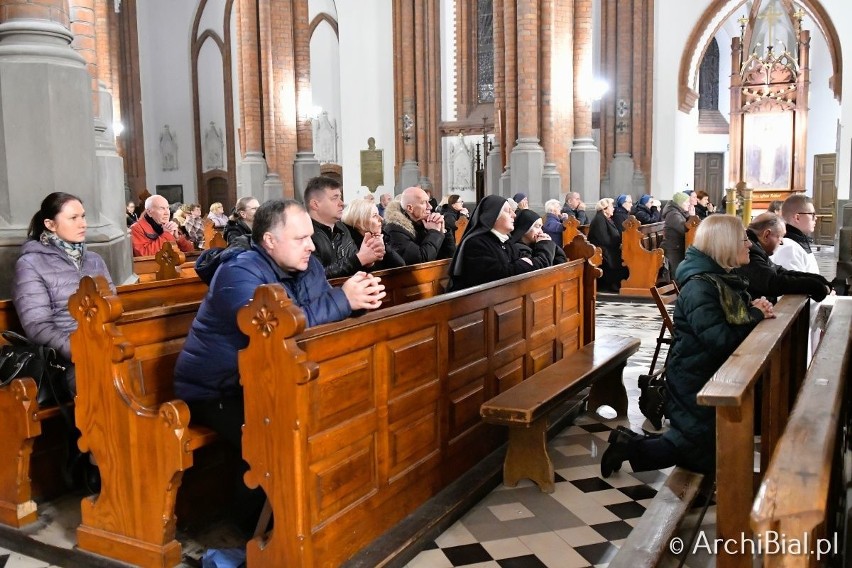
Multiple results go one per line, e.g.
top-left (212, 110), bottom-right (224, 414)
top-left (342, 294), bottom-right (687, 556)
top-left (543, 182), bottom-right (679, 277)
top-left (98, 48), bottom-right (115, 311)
top-left (290, 0), bottom-right (318, 197)
top-left (394, 0), bottom-right (420, 189)
top-left (0, 0), bottom-right (69, 26)
top-left (509, 0), bottom-right (546, 206)
top-left (570, 0), bottom-right (600, 206)
top-left (487, 0), bottom-right (505, 194)
top-left (540, 0), bottom-right (573, 195)
top-left (68, 0), bottom-right (98, 115)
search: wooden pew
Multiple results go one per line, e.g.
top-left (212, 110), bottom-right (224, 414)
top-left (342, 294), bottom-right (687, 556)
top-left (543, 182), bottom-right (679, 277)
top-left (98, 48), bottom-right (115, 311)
top-left (237, 239), bottom-right (601, 567)
top-left (751, 298), bottom-right (852, 567)
top-left (612, 295), bottom-right (810, 568)
top-left (481, 335), bottom-right (639, 492)
top-left (696, 295), bottom-right (810, 568)
top-left (133, 242), bottom-right (199, 282)
top-left (454, 216), bottom-right (468, 244)
top-left (0, 275), bottom-right (209, 530)
top-left (328, 258), bottom-right (450, 309)
top-left (68, 276), bottom-right (214, 568)
top-left (684, 215), bottom-right (701, 250)
top-left (619, 216), bottom-right (664, 297)
top-left (202, 217), bottom-right (227, 249)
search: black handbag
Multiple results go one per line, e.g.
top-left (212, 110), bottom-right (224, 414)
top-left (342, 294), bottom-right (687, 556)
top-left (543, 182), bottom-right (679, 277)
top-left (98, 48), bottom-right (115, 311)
top-left (0, 331), bottom-right (70, 406)
top-left (638, 370), bottom-right (668, 431)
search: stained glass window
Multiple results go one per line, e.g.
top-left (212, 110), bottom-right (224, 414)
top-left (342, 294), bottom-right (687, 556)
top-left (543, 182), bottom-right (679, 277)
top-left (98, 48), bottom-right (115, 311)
top-left (698, 38), bottom-right (720, 110)
top-left (477, 0), bottom-right (494, 103)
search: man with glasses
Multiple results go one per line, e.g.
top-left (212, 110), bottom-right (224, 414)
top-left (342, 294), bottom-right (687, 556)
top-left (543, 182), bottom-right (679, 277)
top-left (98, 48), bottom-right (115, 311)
top-left (770, 194), bottom-right (819, 274)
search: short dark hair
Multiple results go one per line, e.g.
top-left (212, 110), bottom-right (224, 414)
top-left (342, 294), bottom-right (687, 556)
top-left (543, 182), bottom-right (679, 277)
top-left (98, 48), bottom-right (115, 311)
top-left (252, 199), bottom-right (305, 244)
top-left (303, 176), bottom-right (341, 205)
top-left (28, 192), bottom-right (83, 241)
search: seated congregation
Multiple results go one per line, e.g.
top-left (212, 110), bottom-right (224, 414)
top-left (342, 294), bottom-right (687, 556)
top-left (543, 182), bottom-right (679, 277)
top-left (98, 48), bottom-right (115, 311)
top-left (0, 187), bottom-right (847, 568)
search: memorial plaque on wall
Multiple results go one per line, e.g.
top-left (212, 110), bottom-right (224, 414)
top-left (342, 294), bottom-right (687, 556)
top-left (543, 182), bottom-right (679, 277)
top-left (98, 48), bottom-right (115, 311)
top-left (360, 137), bottom-right (384, 192)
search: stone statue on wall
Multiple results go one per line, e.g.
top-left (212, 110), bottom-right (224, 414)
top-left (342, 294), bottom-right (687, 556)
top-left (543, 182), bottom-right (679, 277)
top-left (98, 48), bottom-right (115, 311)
top-left (203, 121), bottom-right (224, 171)
top-left (160, 124), bottom-right (178, 171)
top-left (312, 111), bottom-right (338, 164)
top-left (450, 133), bottom-right (473, 191)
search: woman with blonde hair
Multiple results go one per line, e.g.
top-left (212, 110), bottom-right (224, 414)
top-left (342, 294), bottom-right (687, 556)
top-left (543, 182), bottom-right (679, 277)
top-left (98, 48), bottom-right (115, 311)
top-left (601, 214), bottom-right (774, 477)
top-left (342, 197), bottom-right (405, 270)
top-left (207, 202), bottom-right (228, 228)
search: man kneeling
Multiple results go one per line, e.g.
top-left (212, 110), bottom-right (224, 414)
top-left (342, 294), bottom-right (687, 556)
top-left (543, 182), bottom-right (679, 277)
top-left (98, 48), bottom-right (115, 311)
top-left (173, 199), bottom-right (385, 533)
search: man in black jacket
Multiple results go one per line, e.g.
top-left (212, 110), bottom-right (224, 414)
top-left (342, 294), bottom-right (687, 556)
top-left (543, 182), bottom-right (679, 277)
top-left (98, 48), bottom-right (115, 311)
top-left (384, 186), bottom-right (456, 264)
top-left (305, 176), bottom-right (384, 278)
top-left (735, 213), bottom-right (831, 304)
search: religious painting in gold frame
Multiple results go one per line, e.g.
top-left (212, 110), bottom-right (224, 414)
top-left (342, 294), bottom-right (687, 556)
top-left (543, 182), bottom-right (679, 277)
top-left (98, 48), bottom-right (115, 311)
top-left (742, 111), bottom-right (793, 191)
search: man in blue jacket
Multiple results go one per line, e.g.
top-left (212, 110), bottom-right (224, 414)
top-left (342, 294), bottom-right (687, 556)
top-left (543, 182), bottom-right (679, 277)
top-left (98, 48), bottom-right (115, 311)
top-left (174, 198), bottom-right (385, 533)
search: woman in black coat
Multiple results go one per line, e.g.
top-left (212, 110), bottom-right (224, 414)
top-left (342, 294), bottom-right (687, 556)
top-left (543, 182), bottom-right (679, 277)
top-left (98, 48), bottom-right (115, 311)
top-left (600, 215), bottom-right (774, 477)
top-left (587, 198), bottom-right (626, 292)
top-left (448, 195), bottom-right (555, 292)
top-left (612, 194), bottom-right (633, 233)
top-left (440, 194), bottom-right (469, 244)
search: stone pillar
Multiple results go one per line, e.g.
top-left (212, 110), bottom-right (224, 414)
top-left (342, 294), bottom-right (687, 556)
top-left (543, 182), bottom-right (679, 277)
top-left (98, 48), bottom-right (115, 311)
top-left (509, 0), bottom-right (545, 210)
top-left (291, 0), bottom-right (319, 197)
top-left (395, 0), bottom-right (420, 190)
top-left (0, 0), bottom-right (130, 295)
top-left (570, 0), bottom-right (601, 206)
top-left (486, 143), bottom-right (503, 196)
top-left (237, 0), bottom-right (268, 200)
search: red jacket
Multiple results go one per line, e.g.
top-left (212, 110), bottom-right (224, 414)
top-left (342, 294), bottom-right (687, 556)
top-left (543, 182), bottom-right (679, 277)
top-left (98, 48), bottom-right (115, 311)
top-left (130, 214), bottom-right (194, 257)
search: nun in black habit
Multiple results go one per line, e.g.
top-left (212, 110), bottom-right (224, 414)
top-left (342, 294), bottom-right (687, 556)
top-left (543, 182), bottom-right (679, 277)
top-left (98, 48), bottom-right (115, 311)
top-left (448, 195), bottom-right (556, 292)
top-left (510, 208), bottom-right (567, 265)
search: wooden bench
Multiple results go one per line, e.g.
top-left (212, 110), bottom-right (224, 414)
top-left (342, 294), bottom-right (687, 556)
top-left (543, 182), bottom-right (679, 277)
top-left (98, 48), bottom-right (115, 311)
top-left (480, 335), bottom-right (639, 493)
top-left (236, 236), bottom-right (602, 567)
top-left (69, 275), bottom-right (215, 568)
top-left (751, 298), bottom-right (852, 567)
top-left (133, 242), bottom-right (199, 282)
top-left (328, 258), bottom-right (449, 309)
top-left (611, 295), bottom-right (810, 568)
top-left (0, 275), bottom-right (210, 530)
top-left (454, 216), bottom-right (468, 244)
top-left (202, 217), bottom-right (227, 249)
top-left (684, 214), bottom-right (701, 250)
top-left (619, 216), bottom-right (664, 297)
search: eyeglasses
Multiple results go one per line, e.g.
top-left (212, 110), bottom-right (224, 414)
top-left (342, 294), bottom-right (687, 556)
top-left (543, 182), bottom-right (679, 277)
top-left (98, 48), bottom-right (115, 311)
top-left (797, 212), bottom-right (817, 217)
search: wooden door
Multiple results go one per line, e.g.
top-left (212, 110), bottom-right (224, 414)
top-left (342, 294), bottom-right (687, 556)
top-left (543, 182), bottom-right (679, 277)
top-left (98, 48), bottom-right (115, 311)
top-left (813, 154), bottom-right (837, 246)
top-left (693, 153), bottom-right (724, 207)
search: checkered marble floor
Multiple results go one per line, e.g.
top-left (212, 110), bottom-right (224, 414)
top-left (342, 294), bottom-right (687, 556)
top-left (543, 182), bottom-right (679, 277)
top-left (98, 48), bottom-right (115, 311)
top-left (404, 299), bottom-right (720, 568)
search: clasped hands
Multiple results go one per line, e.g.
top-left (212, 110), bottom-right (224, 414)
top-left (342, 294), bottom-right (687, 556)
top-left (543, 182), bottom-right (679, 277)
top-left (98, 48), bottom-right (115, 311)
top-left (342, 271), bottom-right (386, 310)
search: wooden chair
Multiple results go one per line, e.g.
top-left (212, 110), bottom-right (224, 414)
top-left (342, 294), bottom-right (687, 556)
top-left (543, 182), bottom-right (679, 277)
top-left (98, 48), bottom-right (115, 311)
top-left (648, 281), bottom-right (679, 375)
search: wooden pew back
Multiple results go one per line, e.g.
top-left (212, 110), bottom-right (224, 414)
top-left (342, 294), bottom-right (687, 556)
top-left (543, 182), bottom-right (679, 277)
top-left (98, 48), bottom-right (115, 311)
top-left (619, 216), bottom-right (664, 297)
top-left (684, 215), bottom-right (701, 250)
top-left (238, 250), bottom-right (597, 567)
top-left (454, 216), bottom-right (469, 244)
top-left (751, 298), bottom-right (852, 567)
top-left (697, 295), bottom-right (810, 568)
top-left (202, 218), bottom-right (227, 249)
top-left (133, 242), bottom-right (199, 282)
top-left (69, 276), bottom-right (208, 567)
top-left (328, 258), bottom-right (449, 308)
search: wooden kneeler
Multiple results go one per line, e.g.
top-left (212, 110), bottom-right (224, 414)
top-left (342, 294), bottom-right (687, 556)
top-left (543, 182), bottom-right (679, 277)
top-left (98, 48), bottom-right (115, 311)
top-left (481, 336), bottom-right (639, 493)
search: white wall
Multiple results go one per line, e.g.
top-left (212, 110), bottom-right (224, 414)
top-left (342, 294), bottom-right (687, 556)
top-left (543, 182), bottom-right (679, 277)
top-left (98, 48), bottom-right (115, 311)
top-left (310, 21), bottom-right (342, 161)
top-left (653, 0), bottom-right (852, 202)
top-left (197, 39), bottom-right (227, 173)
top-left (336, 1), bottom-right (396, 201)
top-left (137, 0), bottom-right (198, 202)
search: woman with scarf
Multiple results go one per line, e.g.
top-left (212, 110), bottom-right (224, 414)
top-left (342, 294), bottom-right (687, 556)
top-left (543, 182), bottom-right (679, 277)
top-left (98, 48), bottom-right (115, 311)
top-left (612, 194), bottom-right (633, 233)
top-left (12, 192), bottom-right (115, 393)
top-left (448, 195), bottom-right (555, 292)
top-left (510, 208), bottom-right (566, 265)
top-left (600, 215), bottom-right (774, 477)
top-left (631, 194), bottom-right (662, 224)
top-left (662, 191), bottom-right (691, 279)
top-left (587, 198), bottom-right (626, 292)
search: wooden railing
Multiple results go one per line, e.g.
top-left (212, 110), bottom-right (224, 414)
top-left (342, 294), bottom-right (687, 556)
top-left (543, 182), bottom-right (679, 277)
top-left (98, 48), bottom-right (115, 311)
top-left (697, 295), bottom-right (810, 568)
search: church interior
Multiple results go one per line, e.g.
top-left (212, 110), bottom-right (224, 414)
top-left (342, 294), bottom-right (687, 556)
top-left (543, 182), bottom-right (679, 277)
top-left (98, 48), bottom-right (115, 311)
top-left (0, 0), bottom-right (850, 566)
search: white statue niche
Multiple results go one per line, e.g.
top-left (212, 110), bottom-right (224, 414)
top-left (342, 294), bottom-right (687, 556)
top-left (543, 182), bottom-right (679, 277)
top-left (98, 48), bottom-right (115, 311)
top-left (312, 111), bottom-right (338, 164)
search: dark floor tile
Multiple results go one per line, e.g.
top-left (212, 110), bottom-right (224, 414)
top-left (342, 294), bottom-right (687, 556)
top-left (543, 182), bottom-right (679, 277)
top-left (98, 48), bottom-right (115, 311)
top-left (496, 554), bottom-right (550, 568)
top-left (573, 541), bottom-right (620, 565)
top-left (441, 543), bottom-right (493, 566)
top-left (422, 541), bottom-right (439, 550)
top-left (570, 477), bottom-right (613, 493)
top-left (588, 520), bottom-right (634, 541)
top-left (605, 501), bottom-right (646, 520)
top-left (554, 471), bottom-right (567, 483)
top-left (578, 423), bottom-right (612, 433)
top-left (0, 555), bottom-right (7, 568)
top-left (618, 484), bottom-right (658, 501)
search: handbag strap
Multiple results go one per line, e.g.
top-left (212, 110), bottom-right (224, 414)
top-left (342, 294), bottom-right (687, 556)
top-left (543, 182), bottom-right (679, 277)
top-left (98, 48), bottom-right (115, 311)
top-left (1, 330), bottom-right (33, 347)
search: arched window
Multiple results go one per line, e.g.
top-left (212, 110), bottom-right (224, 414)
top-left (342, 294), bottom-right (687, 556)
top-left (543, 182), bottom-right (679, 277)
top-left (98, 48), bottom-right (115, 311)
top-left (698, 38), bottom-right (719, 111)
top-left (477, 0), bottom-right (494, 103)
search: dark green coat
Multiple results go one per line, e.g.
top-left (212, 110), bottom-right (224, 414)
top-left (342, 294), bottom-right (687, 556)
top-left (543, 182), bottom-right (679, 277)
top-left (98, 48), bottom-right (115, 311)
top-left (664, 246), bottom-right (765, 473)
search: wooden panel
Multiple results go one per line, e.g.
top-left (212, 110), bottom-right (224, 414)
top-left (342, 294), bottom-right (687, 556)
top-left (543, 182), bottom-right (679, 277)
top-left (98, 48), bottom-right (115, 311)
top-left (528, 288), bottom-right (556, 336)
top-left (495, 358), bottom-right (524, 394)
top-left (386, 327), bottom-right (439, 396)
top-left (813, 153), bottom-right (837, 246)
top-left (492, 298), bottom-right (524, 350)
top-left (311, 349), bottom-right (375, 434)
top-left (309, 433), bottom-right (376, 526)
top-left (387, 403), bottom-right (440, 481)
top-left (448, 311), bottom-right (488, 367)
top-left (528, 342), bottom-right (556, 374)
top-left (448, 382), bottom-right (486, 442)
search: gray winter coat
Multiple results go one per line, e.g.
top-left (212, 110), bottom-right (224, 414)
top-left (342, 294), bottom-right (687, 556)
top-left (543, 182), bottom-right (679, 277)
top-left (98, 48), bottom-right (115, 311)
top-left (12, 239), bottom-right (114, 360)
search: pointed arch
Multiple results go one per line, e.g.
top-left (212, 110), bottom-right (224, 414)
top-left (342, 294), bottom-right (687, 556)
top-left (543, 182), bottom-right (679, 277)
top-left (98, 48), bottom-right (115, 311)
top-left (309, 12), bottom-right (339, 39)
top-left (678, 0), bottom-right (842, 113)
